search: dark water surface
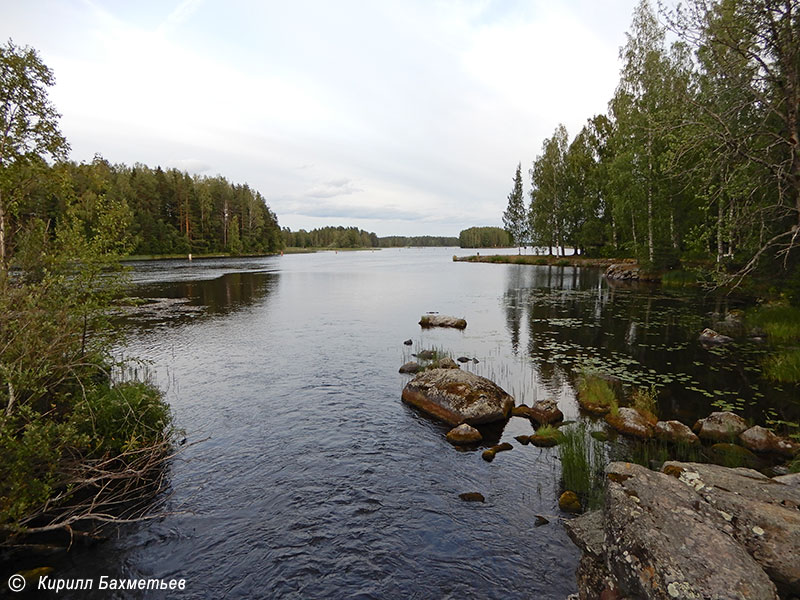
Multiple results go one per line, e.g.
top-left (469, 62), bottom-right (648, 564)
top-left (11, 248), bottom-right (798, 599)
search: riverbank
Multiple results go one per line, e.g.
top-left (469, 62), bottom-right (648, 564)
top-left (453, 254), bottom-right (631, 269)
top-left (121, 247), bottom-right (382, 261)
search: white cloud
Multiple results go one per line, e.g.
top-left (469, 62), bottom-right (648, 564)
top-left (1, 0), bottom-right (640, 236)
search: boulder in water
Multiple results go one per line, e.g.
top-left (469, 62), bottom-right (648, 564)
top-left (401, 368), bottom-right (513, 426)
top-left (419, 315), bottom-right (467, 329)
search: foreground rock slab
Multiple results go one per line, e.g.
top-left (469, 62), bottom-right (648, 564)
top-left (663, 461), bottom-right (800, 596)
top-left (566, 460), bottom-right (800, 599)
top-left (419, 315), bottom-right (467, 329)
top-left (401, 368), bottom-right (513, 426)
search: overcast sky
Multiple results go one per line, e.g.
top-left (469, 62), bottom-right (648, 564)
top-left (3, 0), bottom-right (641, 236)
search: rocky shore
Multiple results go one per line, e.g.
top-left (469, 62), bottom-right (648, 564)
top-left (565, 461), bottom-right (800, 599)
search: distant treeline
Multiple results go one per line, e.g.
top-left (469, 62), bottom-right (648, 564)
top-left (281, 227), bottom-right (459, 248)
top-left (13, 157), bottom-right (282, 256)
top-left (379, 235), bottom-right (459, 247)
top-left (458, 227), bottom-right (511, 248)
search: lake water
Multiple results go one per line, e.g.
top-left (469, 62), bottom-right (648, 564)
top-left (14, 247), bottom-right (798, 599)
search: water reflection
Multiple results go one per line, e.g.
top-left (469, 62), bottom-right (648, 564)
top-left (503, 265), bottom-right (799, 427)
top-left (120, 270), bottom-right (279, 327)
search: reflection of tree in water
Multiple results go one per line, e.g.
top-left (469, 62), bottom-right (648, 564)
top-left (122, 271), bottom-right (278, 327)
top-left (502, 266), bottom-right (527, 354)
top-left (509, 268), bottom-right (793, 425)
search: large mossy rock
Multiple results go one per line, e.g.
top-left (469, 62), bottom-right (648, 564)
top-left (401, 368), bottom-right (513, 426)
top-left (566, 460), bottom-right (800, 599)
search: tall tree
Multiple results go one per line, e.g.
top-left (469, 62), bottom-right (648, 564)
top-left (664, 0), bottom-right (800, 280)
top-left (503, 162), bottom-right (528, 252)
top-left (0, 40), bottom-right (68, 266)
top-left (530, 125), bottom-right (569, 256)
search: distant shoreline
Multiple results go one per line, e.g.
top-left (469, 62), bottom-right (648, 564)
top-left (454, 254), bottom-right (632, 269)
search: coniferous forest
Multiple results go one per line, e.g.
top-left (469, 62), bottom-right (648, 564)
top-left (10, 158), bottom-right (283, 257)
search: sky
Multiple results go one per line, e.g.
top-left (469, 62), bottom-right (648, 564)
top-left (2, 0), bottom-right (641, 237)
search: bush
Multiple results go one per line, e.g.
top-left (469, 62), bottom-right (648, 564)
top-left (72, 381), bottom-right (173, 455)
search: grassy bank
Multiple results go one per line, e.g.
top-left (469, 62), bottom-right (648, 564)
top-left (453, 254), bottom-right (629, 268)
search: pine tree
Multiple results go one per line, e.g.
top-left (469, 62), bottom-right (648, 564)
top-left (502, 163), bottom-right (528, 253)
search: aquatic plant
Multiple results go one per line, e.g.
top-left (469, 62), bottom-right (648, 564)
top-left (661, 269), bottom-right (699, 287)
top-left (747, 304), bottom-right (800, 343)
top-left (762, 348), bottom-right (800, 383)
top-left (557, 424), bottom-right (606, 510)
top-left (576, 371), bottom-right (618, 414)
top-left (630, 385), bottom-right (659, 422)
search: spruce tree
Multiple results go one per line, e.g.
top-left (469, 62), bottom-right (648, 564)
top-left (503, 163), bottom-right (528, 253)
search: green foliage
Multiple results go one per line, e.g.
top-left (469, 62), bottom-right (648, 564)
top-left (0, 41), bottom-right (174, 541)
top-left (557, 424), bottom-right (606, 509)
top-left (577, 372), bottom-right (618, 409)
top-left (282, 225), bottom-right (379, 249)
top-left (502, 163), bottom-right (528, 249)
top-left (0, 406), bottom-right (84, 523)
top-left (762, 349), bottom-right (800, 384)
top-left (661, 269), bottom-right (700, 287)
top-left (458, 226), bottom-right (511, 248)
top-left (747, 304), bottom-right (800, 344)
top-left (631, 385), bottom-right (659, 419)
top-left (72, 382), bottom-right (172, 455)
top-left (379, 235), bottom-right (458, 247)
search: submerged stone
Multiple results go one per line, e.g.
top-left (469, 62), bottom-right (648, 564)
top-left (459, 492), bottom-right (485, 502)
top-left (559, 490), bottom-right (582, 513)
top-left (511, 404), bottom-right (532, 418)
top-left (699, 327), bottom-right (734, 344)
top-left (401, 368), bottom-right (514, 426)
top-left (446, 423), bottom-right (482, 445)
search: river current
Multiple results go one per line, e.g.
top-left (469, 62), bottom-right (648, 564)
top-left (9, 247), bottom-right (798, 599)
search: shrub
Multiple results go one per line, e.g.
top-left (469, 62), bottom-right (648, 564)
top-left (631, 385), bottom-right (659, 421)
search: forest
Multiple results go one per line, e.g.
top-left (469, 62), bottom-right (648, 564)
top-left (459, 226), bottom-right (512, 248)
top-left (6, 158), bottom-right (283, 258)
top-left (502, 0), bottom-right (799, 293)
top-left (281, 227), bottom-right (459, 249)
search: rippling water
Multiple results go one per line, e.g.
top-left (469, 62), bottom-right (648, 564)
top-left (9, 248), bottom-right (798, 599)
